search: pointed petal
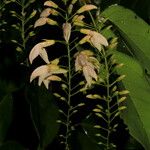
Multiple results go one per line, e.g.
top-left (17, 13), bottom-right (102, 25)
top-left (51, 9), bottom-right (59, 16)
top-left (51, 68), bottom-right (68, 74)
top-left (34, 18), bottom-right (47, 28)
top-left (77, 4), bottom-right (97, 14)
top-left (72, 15), bottom-right (85, 26)
top-left (83, 66), bottom-right (92, 87)
top-left (75, 55), bottom-right (82, 71)
top-left (48, 64), bottom-right (68, 74)
top-left (39, 48), bottom-right (50, 64)
top-left (90, 35), bottom-right (102, 51)
top-left (44, 1), bottom-right (58, 8)
top-left (87, 65), bottom-right (98, 81)
top-left (51, 58), bottom-right (59, 65)
top-left (30, 65), bottom-right (49, 82)
top-left (40, 8), bottom-right (51, 17)
top-left (88, 57), bottom-right (100, 70)
top-left (80, 28), bottom-right (91, 34)
top-left (79, 35), bottom-right (90, 44)
top-left (29, 43), bottom-right (42, 64)
top-left (47, 75), bottom-right (61, 81)
top-left (91, 32), bottom-right (108, 48)
top-left (46, 18), bottom-right (58, 26)
top-left (43, 79), bottom-right (50, 89)
top-left (29, 40), bottom-right (55, 64)
top-left (81, 50), bottom-right (94, 56)
top-left (78, 53), bottom-right (88, 66)
top-left (40, 40), bottom-right (55, 47)
top-left (38, 75), bottom-right (46, 86)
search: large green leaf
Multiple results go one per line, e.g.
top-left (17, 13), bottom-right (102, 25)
top-left (26, 85), bottom-right (59, 150)
top-left (77, 130), bottom-right (102, 150)
top-left (114, 51), bottom-right (150, 150)
top-left (120, 0), bottom-right (150, 21)
top-left (0, 94), bottom-right (13, 144)
top-left (101, 5), bottom-right (150, 75)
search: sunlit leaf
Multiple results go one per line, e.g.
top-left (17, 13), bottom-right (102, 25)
top-left (101, 5), bottom-right (150, 79)
top-left (114, 51), bottom-right (150, 150)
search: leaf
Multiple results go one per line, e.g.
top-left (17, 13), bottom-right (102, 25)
top-left (77, 130), bottom-right (102, 150)
top-left (101, 6), bottom-right (150, 149)
top-left (114, 51), bottom-right (150, 150)
top-left (79, 115), bottom-right (107, 150)
top-left (26, 85), bottom-right (59, 149)
top-left (0, 141), bottom-right (25, 150)
top-left (101, 5), bottom-right (150, 77)
top-left (0, 94), bottom-right (13, 144)
top-left (124, 136), bottom-right (145, 150)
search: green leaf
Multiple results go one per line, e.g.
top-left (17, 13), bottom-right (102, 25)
top-left (26, 85), bottom-right (59, 149)
top-left (77, 130), bottom-right (102, 150)
top-left (101, 5), bottom-right (150, 76)
top-left (0, 141), bottom-right (25, 150)
top-left (114, 51), bottom-right (150, 150)
top-left (124, 136), bottom-right (144, 150)
top-left (78, 115), bottom-right (107, 150)
top-left (0, 94), bottom-right (13, 144)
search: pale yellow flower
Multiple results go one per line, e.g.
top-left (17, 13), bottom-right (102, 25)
top-left (34, 17), bottom-right (58, 28)
top-left (34, 18), bottom-right (47, 28)
top-left (30, 61), bottom-right (67, 89)
top-left (80, 29), bottom-right (108, 51)
top-left (72, 15), bottom-right (85, 26)
top-left (40, 8), bottom-right (59, 18)
top-left (44, 1), bottom-right (58, 9)
top-left (76, 4), bottom-right (97, 14)
top-left (29, 40), bottom-right (55, 64)
top-left (74, 50), bottom-right (100, 87)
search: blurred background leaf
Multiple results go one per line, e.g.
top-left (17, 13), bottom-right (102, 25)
top-left (26, 85), bottom-right (59, 150)
top-left (77, 130), bottom-right (102, 150)
top-left (0, 94), bottom-right (13, 144)
top-left (0, 141), bottom-right (25, 150)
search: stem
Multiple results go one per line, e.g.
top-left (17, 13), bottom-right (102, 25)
top-left (21, 2), bottom-right (25, 50)
top-left (65, 43), bottom-right (72, 150)
top-left (102, 48), bottom-right (111, 150)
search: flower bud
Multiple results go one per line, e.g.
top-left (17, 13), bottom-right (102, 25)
top-left (62, 22), bottom-right (71, 43)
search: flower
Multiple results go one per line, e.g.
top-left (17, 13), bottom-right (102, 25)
top-left (76, 4), bottom-right (97, 14)
top-left (40, 8), bottom-right (59, 18)
top-left (30, 59), bottom-right (67, 89)
top-left (62, 22), bottom-right (71, 43)
top-left (80, 29), bottom-right (108, 51)
top-left (29, 40), bottom-right (55, 64)
top-left (72, 15), bottom-right (85, 26)
top-left (74, 50), bottom-right (100, 87)
top-left (44, 1), bottom-right (58, 8)
top-left (34, 18), bottom-right (58, 28)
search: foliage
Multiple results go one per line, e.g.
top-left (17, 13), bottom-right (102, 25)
top-left (0, 0), bottom-right (150, 150)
